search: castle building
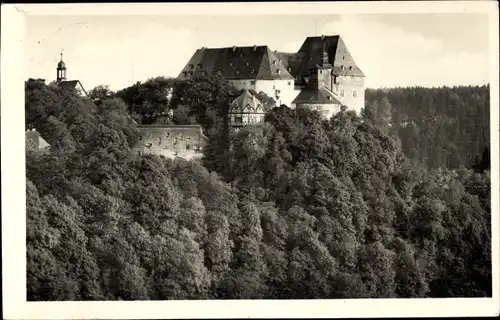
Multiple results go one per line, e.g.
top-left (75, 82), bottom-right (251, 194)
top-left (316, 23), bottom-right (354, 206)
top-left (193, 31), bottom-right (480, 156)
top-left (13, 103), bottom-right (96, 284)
top-left (228, 89), bottom-right (266, 130)
top-left (178, 35), bottom-right (365, 117)
top-left (132, 125), bottom-right (208, 160)
top-left (177, 45), bottom-right (298, 108)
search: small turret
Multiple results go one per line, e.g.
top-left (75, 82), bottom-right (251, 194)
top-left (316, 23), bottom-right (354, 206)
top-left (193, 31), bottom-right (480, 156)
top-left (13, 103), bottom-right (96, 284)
top-left (56, 52), bottom-right (67, 82)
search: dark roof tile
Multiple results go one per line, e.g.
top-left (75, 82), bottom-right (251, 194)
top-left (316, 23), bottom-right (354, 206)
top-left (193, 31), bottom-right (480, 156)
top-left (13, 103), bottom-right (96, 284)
top-left (292, 88), bottom-right (342, 105)
top-left (178, 46), bottom-right (294, 81)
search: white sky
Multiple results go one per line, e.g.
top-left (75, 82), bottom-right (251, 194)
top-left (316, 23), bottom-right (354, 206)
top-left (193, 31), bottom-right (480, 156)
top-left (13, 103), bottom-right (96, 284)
top-left (25, 13), bottom-right (490, 91)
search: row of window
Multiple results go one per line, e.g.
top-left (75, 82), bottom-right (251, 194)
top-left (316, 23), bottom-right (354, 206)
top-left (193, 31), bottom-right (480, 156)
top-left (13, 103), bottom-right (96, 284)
top-left (338, 89), bottom-right (358, 98)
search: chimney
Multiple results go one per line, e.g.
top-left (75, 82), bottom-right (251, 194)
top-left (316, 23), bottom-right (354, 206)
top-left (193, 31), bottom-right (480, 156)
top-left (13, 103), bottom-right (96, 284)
top-left (232, 46), bottom-right (237, 52)
top-left (321, 35), bottom-right (326, 40)
top-left (253, 45), bottom-right (257, 51)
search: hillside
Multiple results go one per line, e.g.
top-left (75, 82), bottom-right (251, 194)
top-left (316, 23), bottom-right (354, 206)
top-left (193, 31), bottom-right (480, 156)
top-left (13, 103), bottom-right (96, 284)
top-left (25, 78), bottom-right (491, 300)
top-left (365, 86), bottom-right (490, 170)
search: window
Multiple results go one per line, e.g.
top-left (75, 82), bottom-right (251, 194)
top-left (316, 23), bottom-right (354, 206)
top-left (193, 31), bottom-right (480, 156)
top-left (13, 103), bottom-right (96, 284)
top-left (340, 90), bottom-right (345, 97)
top-left (251, 80), bottom-right (256, 85)
top-left (353, 90), bottom-right (358, 98)
top-left (183, 72), bottom-right (187, 76)
top-left (320, 70), bottom-right (323, 74)
top-left (189, 64), bottom-right (194, 69)
top-left (288, 81), bottom-right (291, 85)
top-left (349, 66), bottom-right (353, 70)
top-left (340, 65), bottom-right (344, 70)
top-left (250, 68), bottom-right (255, 74)
top-left (277, 69), bottom-right (281, 74)
top-left (327, 96), bottom-right (332, 100)
top-left (197, 63), bottom-right (203, 69)
top-left (217, 70), bottom-right (222, 75)
top-left (236, 69), bottom-right (240, 74)
top-left (245, 61), bottom-right (250, 67)
top-left (229, 62), bottom-right (234, 67)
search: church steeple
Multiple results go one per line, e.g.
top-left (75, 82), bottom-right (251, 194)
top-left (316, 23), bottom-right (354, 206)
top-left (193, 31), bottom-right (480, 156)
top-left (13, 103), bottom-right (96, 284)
top-left (56, 52), bottom-right (67, 83)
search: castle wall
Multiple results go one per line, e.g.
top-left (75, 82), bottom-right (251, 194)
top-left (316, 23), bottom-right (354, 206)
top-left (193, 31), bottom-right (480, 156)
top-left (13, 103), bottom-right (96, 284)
top-left (297, 103), bottom-right (342, 120)
top-left (137, 148), bottom-right (203, 160)
top-left (332, 75), bottom-right (365, 115)
top-left (254, 79), bottom-right (298, 108)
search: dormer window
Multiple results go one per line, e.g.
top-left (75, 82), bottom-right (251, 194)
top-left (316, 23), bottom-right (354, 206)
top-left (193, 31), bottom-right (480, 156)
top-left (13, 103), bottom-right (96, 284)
top-left (189, 64), bottom-right (194, 69)
top-left (229, 62), bottom-right (234, 67)
top-left (288, 67), bottom-right (292, 72)
top-left (245, 61), bottom-right (250, 67)
top-left (183, 72), bottom-right (187, 76)
top-left (277, 69), bottom-right (281, 74)
top-left (201, 71), bottom-right (207, 76)
top-left (188, 71), bottom-right (193, 76)
top-left (240, 53), bottom-right (244, 58)
top-left (197, 63), bottom-right (203, 69)
top-left (349, 66), bottom-right (353, 70)
top-left (340, 66), bottom-right (345, 70)
top-left (250, 68), bottom-right (255, 74)
top-left (236, 69), bottom-right (240, 74)
top-left (327, 96), bottom-right (332, 100)
top-left (217, 70), bottom-right (222, 75)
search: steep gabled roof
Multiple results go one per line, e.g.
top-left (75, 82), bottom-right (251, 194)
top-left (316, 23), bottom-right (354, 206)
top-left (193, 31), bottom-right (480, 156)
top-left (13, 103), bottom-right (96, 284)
top-left (58, 80), bottom-right (88, 96)
top-left (25, 130), bottom-right (50, 150)
top-left (278, 35), bottom-right (364, 78)
top-left (178, 46), bottom-right (294, 81)
top-left (292, 87), bottom-right (342, 105)
top-left (230, 89), bottom-right (265, 113)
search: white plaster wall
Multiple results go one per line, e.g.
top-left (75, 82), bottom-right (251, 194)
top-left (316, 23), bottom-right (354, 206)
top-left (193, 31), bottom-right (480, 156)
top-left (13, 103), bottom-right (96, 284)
top-left (299, 103), bottom-right (342, 120)
top-left (254, 79), bottom-right (298, 108)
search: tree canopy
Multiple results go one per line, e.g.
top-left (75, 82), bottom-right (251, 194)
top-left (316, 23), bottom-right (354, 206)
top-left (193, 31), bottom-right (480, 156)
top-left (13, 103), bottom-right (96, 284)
top-left (26, 78), bottom-right (491, 300)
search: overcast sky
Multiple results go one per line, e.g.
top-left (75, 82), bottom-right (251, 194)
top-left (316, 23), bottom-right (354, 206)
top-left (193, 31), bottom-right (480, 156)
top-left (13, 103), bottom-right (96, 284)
top-left (25, 13), bottom-right (490, 91)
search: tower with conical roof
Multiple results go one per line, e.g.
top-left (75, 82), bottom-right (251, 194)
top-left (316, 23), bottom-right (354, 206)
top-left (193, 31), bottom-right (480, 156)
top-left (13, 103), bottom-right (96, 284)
top-left (56, 52), bottom-right (67, 83)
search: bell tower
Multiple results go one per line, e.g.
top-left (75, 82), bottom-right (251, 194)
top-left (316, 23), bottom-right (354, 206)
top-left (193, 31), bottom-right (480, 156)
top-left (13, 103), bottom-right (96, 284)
top-left (56, 52), bottom-right (67, 83)
top-left (310, 44), bottom-right (333, 91)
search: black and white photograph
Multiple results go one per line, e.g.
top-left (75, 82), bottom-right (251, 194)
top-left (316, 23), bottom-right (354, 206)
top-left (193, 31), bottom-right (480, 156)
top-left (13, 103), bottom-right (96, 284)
top-left (1, 1), bottom-right (499, 319)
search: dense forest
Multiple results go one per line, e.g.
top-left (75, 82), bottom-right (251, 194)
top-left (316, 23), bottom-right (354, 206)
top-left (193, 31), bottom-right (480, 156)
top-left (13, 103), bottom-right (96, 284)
top-left (26, 77), bottom-right (491, 300)
top-left (365, 86), bottom-right (490, 170)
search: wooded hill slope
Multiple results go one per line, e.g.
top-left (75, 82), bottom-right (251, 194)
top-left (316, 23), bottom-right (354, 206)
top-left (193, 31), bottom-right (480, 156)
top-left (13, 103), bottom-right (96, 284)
top-left (26, 78), bottom-right (491, 300)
